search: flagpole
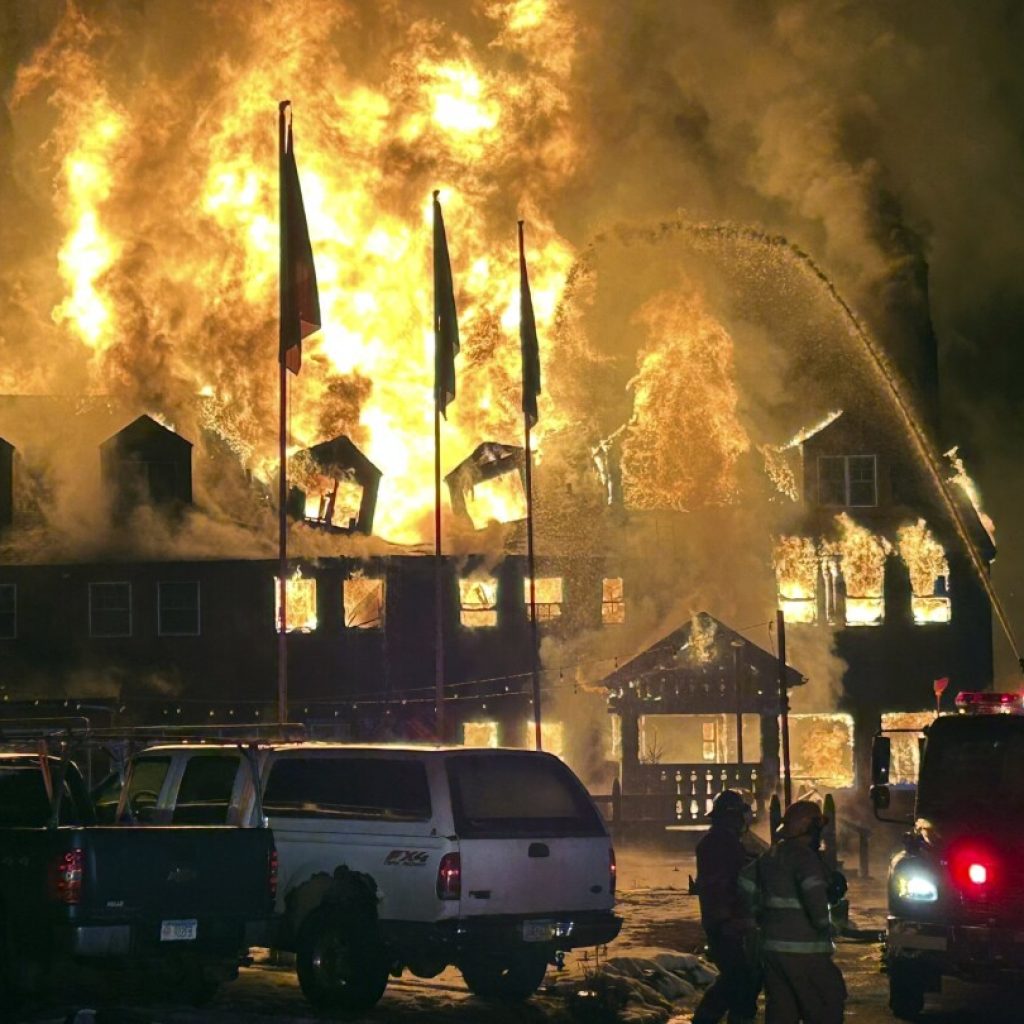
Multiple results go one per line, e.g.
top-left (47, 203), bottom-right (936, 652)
top-left (520, 221), bottom-right (543, 752)
top-left (433, 192), bottom-right (446, 744)
top-left (277, 100), bottom-right (290, 725)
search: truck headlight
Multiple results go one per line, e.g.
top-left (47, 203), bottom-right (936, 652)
top-left (895, 871), bottom-right (938, 902)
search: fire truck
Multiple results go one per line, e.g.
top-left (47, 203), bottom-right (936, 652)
top-left (871, 691), bottom-right (1024, 1019)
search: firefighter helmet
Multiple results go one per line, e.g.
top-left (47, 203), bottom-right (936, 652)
top-left (708, 789), bottom-right (751, 821)
top-left (777, 799), bottom-right (829, 838)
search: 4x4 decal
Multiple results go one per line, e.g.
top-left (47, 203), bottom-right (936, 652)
top-left (385, 849), bottom-right (429, 867)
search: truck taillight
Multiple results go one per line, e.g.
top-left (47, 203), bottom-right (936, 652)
top-left (269, 848), bottom-right (279, 900)
top-left (967, 862), bottom-right (988, 886)
top-left (609, 847), bottom-right (617, 898)
top-left (436, 852), bottom-right (461, 901)
top-left (50, 848), bottom-right (84, 905)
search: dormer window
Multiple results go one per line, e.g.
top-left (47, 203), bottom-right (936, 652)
top-left (818, 455), bottom-right (877, 507)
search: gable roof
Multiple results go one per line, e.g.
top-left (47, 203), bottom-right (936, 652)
top-left (600, 611), bottom-right (805, 692)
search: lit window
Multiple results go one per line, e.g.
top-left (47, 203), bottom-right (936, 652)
top-left (786, 713), bottom-right (855, 788)
top-left (0, 584), bottom-right (15, 639)
top-left (525, 720), bottom-right (565, 757)
top-left (157, 581), bottom-right (200, 636)
top-left (274, 573), bottom-right (318, 633)
top-left (89, 582), bottom-right (132, 638)
top-left (524, 577), bottom-right (563, 622)
top-left (817, 455), bottom-right (877, 507)
top-left (304, 472), bottom-right (363, 530)
top-left (701, 721), bottom-right (717, 762)
top-left (845, 597), bottom-right (884, 626)
top-left (898, 520), bottom-right (952, 625)
top-left (602, 577), bottom-right (626, 624)
top-left (832, 514), bottom-right (888, 626)
top-left (774, 537), bottom-right (818, 624)
top-left (344, 577), bottom-right (384, 629)
top-left (464, 473), bottom-right (527, 529)
top-left (881, 712), bottom-right (934, 785)
top-left (460, 577), bottom-right (498, 628)
top-left (463, 721), bottom-right (499, 748)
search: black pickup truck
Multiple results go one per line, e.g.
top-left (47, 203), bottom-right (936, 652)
top-left (0, 751), bottom-right (276, 1009)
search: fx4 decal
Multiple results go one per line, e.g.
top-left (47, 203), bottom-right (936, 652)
top-left (385, 849), bottom-right (429, 867)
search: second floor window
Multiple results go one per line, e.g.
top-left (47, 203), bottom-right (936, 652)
top-left (602, 577), bottom-right (626, 624)
top-left (158, 581), bottom-right (200, 636)
top-left (524, 577), bottom-right (563, 622)
top-left (89, 582), bottom-right (131, 637)
top-left (818, 455), bottom-right (877, 507)
top-left (0, 584), bottom-right (15, 639)
top-left (344, 577), bottom-right (385, 629)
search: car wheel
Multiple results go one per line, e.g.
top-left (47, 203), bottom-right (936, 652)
top-left (460, 953), bottom-right (548, 1001)
top-left (296, 908), bottom-right (389, 1014)
top-left (889, 962), bottom-right (927, 1020)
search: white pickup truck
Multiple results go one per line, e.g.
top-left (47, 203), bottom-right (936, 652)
top-left (108, 742), bottom-right (621, 1013)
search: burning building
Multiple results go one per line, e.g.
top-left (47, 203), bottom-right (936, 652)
top-left (0, 2), bottom-right (1004, 809)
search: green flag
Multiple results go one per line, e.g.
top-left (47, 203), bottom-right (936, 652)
top-left (433, 191), bottom-right (460, 417)
top-left (279, 101), bottom-right (321, 375)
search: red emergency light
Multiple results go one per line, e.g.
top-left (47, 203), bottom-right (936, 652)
top-left (954, 691), bottom-right (1024, 714)
top-left (949, 845), bottom-right (996, 895)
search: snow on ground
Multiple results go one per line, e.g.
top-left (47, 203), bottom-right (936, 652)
top-left (19, 837), bottom-right (902, 1024)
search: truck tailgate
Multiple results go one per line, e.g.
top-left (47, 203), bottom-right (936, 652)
top-left (82, 826), bottom-right (273, 951)
top-left (459, 836), bottom-right (612, 916)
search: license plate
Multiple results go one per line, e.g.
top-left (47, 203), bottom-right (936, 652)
top-left (160, 919), bottom-right (198, 942)
top-left (522, 919), bottom-right (554, 942)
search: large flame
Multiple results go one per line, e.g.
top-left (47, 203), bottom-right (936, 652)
top-left (774, 535), bottom-right (819, 624)
top-left (827, 513), bottom-right (890, 626)
top-left (897, 519), bottom-right (951, 624)
top-left (7, 1), bottom-right (579, 544)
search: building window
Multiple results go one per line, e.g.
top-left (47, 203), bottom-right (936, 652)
top-left (274, 572), bottom-right (317, 633)
top-left (602, 577), bottom-right (626, 624)
top-left (343, 576), bottom-right (384, 629)
top-left (524, 577), bottom-right (563, 622)
top-left (818, 455), bottom-right (877, 507)
top-left (774, 537), bottom-right (818, 625)
top-left (158, 581), bottom-right (200, 636)
top-left (463, 721), bottom-right (499, 748)
top-left (0, 584), bottom-right (15, 639)
top-left (898, 519), bottom-right (952, 625)
top-left (524, 720), bottom-right (565, 757)
top-left (460, 577), bottom-right (498, 628)
top-left (89, 582), bottom-right (132, 637)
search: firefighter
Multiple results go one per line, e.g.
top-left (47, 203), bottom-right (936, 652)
top-left (739, 799), bottom-right (846, 1024)
top-left (691, 789), bottom-right (761, 1024)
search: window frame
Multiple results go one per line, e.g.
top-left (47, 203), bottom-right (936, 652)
top-left (88, 581), bottom-right (132, 638)
top-left (817, 454), bottom-right (878, 508)
top-left (523, 576), bottom-right (564, 623)
top-left (157, 580), bottom-right (201, 637)
top-left (459, 577), bottom-right (499, 628)
top-left (601, 577), bottom-right (626, 625)
top-left (0, 584), bottom-right (16, 639)
top-left (343, 577), bottom-right (386, 630)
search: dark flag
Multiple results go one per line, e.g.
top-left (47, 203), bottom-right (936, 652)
top-left (433, 191), bottom-right (460, 417)
top-left (518, 221), bottom-right (541, 428)
top-left (279, 101), bottom-right (321, 375)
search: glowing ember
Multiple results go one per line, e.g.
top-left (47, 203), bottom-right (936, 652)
top-left (828, 513), bottom-right (889, 627)
top-left (898, 519), bottom-right (951, 624)
top-left (774, 536), bottom-right (819, 624)
top-left (621, 290), bottom-right (750, 511)
top-left (274, 568), bottom-right (317, 633)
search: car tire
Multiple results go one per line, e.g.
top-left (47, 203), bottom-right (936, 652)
top-left (460, 953), bottom-right (548, 1001)
top-left (296, 907), bottom-right (389, 1014)
top-left (888, 962), bottom-right (927, 1021)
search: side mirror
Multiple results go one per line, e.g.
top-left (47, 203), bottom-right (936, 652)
top-left (871, 735), bottom-right (891, 786)
top-left (870, 784), bottom-right (891, 811)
